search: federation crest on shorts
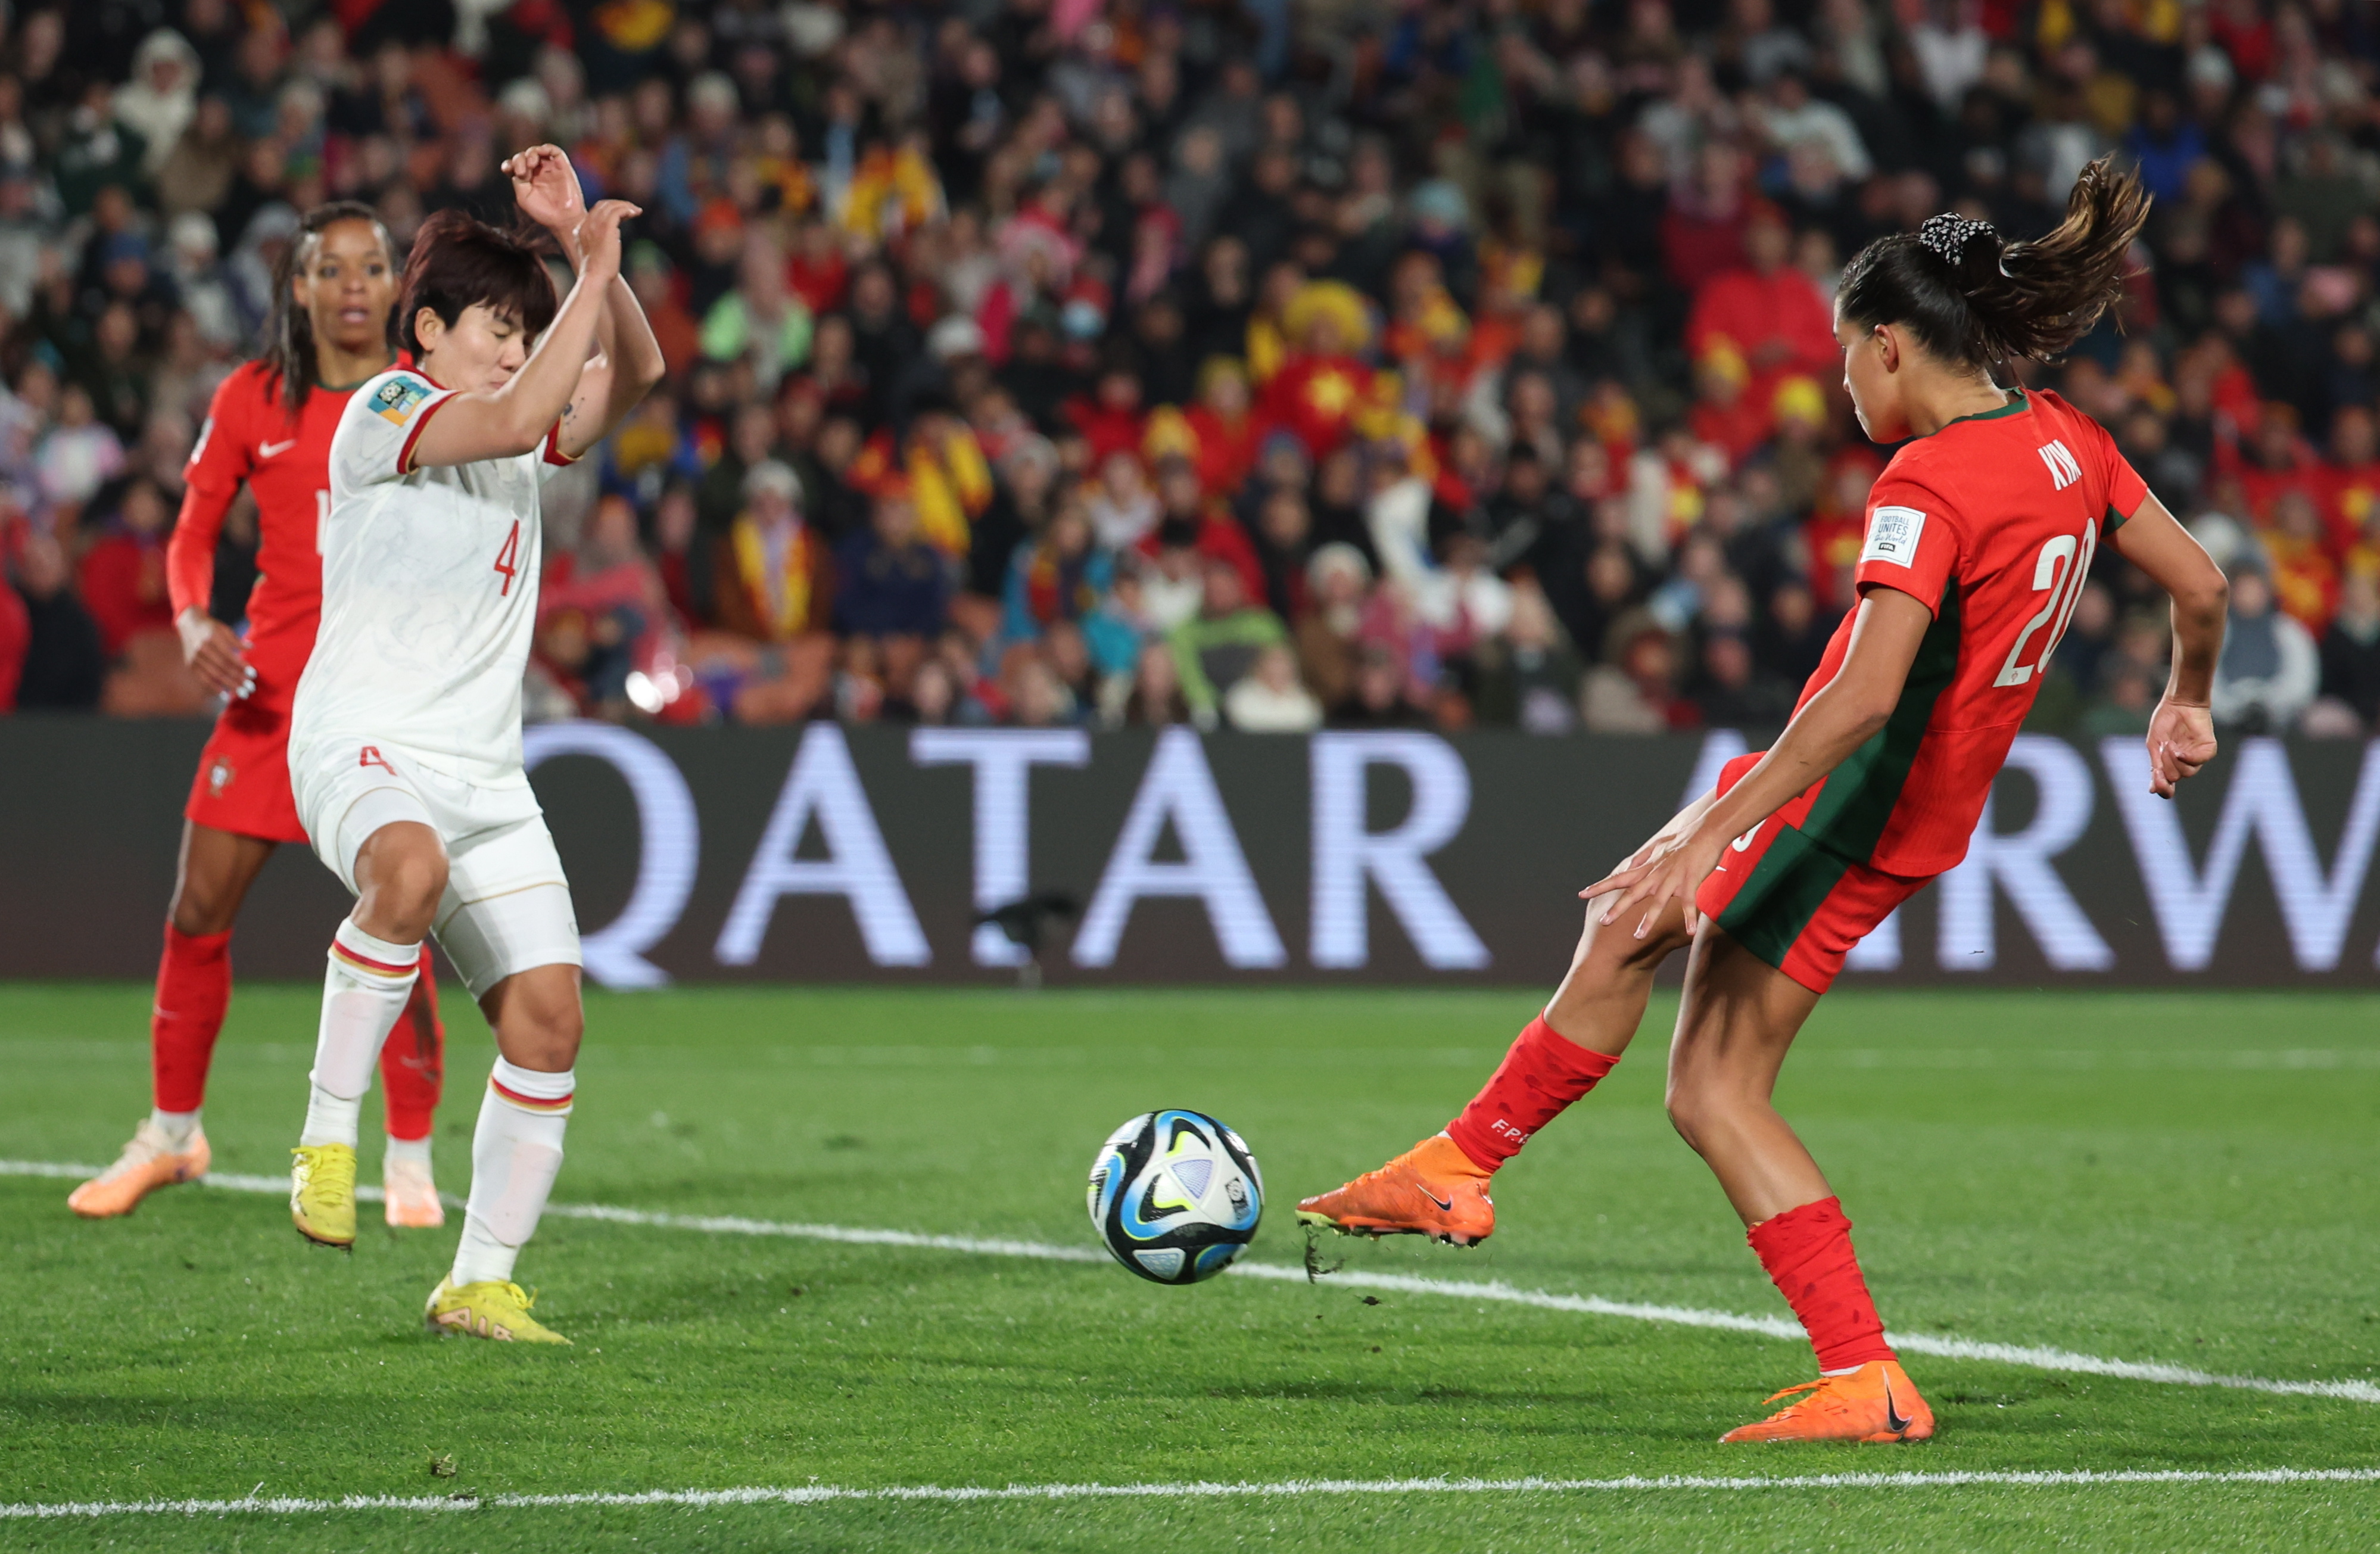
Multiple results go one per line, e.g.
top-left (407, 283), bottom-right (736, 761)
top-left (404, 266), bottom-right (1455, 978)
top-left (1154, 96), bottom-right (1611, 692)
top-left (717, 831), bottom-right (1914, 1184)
top-left (372, 376), bottom-right (433, 425)
top-left (207, 759), bottom-right (235, 796)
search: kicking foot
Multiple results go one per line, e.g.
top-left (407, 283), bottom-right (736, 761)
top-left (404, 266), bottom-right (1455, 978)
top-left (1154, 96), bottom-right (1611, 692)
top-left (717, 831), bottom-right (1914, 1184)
top-left (382, 1155), bottom-right (446, 1229)
top-left (425, 1278), bottom-right (571, 1344)
top-left (67, 1120), bottom-right (210, 1218)
top-left (289, 1144), bottom-right (358, 1247)
top-left (1719, 1360), bottom-right (1935, 1443)
top-left (1294, 1135), bottom-right (1495, 1246)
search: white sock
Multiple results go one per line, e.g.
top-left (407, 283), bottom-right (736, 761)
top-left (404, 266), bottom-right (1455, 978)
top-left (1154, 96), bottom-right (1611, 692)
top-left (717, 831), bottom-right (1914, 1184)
top-left (385, 1134), bottom-right (433, 1171)
top-left (298, 920), bottom-right (421, 1149)
top-left (450, 1059), bottom-right (573, 1288)
top-left (148, 1108), bottom-right (201, 1147)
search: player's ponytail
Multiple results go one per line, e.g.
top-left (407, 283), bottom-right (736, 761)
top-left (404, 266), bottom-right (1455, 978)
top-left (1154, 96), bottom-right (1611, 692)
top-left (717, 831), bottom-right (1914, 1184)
top-left (1837, 156), bottom-right (2151, 378)
top-left (262, 200), bottom-right (397, 416)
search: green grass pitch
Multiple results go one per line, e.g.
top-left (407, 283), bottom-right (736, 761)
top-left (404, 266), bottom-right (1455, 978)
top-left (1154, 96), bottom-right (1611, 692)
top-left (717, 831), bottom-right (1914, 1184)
top-left (2, 982), bottom-right (2378, 1550)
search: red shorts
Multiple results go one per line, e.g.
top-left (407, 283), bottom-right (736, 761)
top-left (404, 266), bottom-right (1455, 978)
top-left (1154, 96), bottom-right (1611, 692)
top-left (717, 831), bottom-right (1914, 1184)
top-left (1692, 753), bottom-right (1930, 995)
top-left (184, 689), bottom-right (307, 845)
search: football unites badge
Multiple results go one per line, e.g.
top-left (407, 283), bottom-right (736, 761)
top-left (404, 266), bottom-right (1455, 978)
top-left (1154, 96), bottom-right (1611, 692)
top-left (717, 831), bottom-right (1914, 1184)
top-left (372, 375), bottom-right (433, 425)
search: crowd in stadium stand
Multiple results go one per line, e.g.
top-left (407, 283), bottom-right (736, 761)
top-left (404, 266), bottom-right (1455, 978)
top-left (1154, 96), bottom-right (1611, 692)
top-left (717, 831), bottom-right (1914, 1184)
top-left (1, 0), bottom-right (2378, 737)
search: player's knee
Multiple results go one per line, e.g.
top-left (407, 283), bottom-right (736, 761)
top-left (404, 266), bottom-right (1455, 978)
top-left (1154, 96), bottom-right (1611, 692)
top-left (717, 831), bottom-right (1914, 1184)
top-left (1663, 1073), bottom-right (1722, 1151)
top-left (514, 1000), bottom-right (582, 1070)
top-left (168, 879), bottom-right (237, 936)
top-left (1662, 1088), bottom-right (1697, 1148)
top-left (387, 857), bottom-right (447, 920)
top-left (488, 971), bottom-right (583, 1070)
top-left (1575, 901), bottom-right (1688, 976)
top-left (359, 847), bottom-right (447, 937)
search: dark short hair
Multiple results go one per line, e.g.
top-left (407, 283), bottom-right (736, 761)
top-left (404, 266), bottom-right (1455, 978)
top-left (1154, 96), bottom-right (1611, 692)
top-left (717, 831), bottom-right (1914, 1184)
top-left (400, 208), bottom-right (558, 355)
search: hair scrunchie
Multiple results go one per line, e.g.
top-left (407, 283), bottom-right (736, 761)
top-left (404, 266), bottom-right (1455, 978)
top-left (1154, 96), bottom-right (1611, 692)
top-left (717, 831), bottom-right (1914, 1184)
top-left (1917, 213), bottom-right (1996, 267)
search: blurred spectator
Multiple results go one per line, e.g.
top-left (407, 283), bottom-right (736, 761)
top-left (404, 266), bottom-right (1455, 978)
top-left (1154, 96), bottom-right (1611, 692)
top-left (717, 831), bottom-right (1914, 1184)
top-left (10, 531), bottom-right (104, 710)
top-left (2316, 571), bottom-right (2380, 731)
top-left (1475, 583), bottom-right (1584, 734)
top-left (1222, 642), bottom-right (1322, 733)
top-left (1333, 643), bottom-right (1430, 729)
top-left (540, 494), bottom-right (680, 719)
top-left (1583, 622), bottom-right (1696, 733)
top-left (76, 477), bottom-right (173, 656)
top-left (0, 0), bottom-right (2370, 744)
top-left (1170, 559), bottom-right (1289, 729)
top-left (835, 487), bottom-right (952, 693)
top-left (2211, 568), bottom-right (2319, 733)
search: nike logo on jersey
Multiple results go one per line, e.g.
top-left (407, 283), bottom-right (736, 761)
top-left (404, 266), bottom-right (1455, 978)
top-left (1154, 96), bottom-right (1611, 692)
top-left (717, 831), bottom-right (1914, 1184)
top-left (259, 438), bottom-right (299, 457)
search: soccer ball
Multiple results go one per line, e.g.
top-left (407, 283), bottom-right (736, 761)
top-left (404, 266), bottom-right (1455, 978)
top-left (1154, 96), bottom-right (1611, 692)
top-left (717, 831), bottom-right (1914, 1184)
top-left (1086, 1109), bottom-right (1263, 1285)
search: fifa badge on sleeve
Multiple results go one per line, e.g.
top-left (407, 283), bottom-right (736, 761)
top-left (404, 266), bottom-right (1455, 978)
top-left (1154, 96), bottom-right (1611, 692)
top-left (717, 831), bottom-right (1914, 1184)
top-left (373, 376), bottom-right (433, 425)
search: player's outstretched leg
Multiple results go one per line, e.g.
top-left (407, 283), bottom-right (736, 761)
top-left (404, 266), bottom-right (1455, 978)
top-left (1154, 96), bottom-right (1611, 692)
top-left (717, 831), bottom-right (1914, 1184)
top-left (73, 826), bottom-right (275, 1218)
top-left (1665, 927), bottom-right (1932, 1444)
top-left (1297, 893), bottom-right (1691, 1244)
top-left (427, 963), bottom-right (578, 1345)
top-left (377, 948), bottom-right (447, 1229)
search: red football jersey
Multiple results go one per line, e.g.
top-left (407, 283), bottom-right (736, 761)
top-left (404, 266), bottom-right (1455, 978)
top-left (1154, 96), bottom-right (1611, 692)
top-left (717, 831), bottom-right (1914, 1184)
top-left (169, 362), bottom-right (359, 706)
top-left (1780, 388), bottom-right (2147, 877)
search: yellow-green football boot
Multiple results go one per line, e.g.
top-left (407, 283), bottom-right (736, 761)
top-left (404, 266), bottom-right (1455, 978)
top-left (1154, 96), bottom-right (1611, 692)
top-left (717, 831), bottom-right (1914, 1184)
top-left (289, 1143), bottom-right (357, 1247)
top-left (425, 1278), bottom-right (572, 1344)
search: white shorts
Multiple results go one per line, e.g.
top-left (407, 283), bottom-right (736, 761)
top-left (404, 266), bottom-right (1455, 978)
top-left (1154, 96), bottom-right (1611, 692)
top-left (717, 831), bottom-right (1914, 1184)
top-left (291, 739), bottom-right (581, 999)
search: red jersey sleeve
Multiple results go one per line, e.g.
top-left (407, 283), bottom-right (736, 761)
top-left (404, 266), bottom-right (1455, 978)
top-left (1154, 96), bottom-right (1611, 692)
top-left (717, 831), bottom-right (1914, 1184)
top-left (1852, 474), bottom-right (1963, 618)
top-left (168, 371), bottom-right (257, 619)
top-left (2089, 416), bottom-right (2150, 530)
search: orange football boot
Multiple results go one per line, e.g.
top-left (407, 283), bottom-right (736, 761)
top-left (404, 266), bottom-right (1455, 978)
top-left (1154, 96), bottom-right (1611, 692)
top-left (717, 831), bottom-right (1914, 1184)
top-left (67, 1120), bottom-right (211, 1218)
top-left (1719, 1360), bottom-right (1936, 1444)
top-left (1295, 1135), bottom-right (1496, 1245)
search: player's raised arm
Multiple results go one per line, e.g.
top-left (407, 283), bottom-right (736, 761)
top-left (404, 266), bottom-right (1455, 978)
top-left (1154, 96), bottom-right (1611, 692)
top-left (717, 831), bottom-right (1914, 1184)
top-left (501, 144), bottom-right (667, 460)
top-left (400, 198), bottom-right (638, 471)
top-left (2108, 490), bottom-right (2226, 798)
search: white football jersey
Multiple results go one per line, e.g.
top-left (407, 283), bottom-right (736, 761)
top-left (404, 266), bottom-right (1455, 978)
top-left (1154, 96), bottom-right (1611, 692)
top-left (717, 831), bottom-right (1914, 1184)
top-left (292, 368), bottom-right (574, 787)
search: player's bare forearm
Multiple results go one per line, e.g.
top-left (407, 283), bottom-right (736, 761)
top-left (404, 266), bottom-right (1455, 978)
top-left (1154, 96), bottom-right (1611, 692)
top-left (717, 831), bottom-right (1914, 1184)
top-left (557, 276), bottom-right (663, 459)
top-left (1696, 588), bottom-right (1931, 846)
top-left (2110, 491), bottom-right (2224, 797)
top-left (1578, 587), bottom-right (1930, 936)
top-left (605, 274), bottom-right (665, 398)
top-left (2111, 493), bottom-right (2226, 705)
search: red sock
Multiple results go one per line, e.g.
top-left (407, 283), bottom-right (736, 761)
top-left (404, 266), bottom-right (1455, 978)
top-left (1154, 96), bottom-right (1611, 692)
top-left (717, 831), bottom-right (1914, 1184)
top-left (1747, 1197), bottom-right (1897, 1372)
top-left (151, 924), bottom-right (233, 1113)
top-left (378, 946), bottom-right (446, 1142)
top-left (1443, 1016), bottom-right (1622, 1172)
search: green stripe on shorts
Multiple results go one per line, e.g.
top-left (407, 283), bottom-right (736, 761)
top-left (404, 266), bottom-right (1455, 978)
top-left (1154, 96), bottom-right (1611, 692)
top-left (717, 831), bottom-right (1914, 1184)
top-left (1714, 823), bottom-right (1855, 974)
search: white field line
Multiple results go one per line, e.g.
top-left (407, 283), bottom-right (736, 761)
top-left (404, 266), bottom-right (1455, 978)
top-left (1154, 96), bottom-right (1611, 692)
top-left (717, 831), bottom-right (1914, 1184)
top-left (10, 1159), bottom-right (2378, 1407)
top-left (10, 1467), bottom-right (2380, 1521)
